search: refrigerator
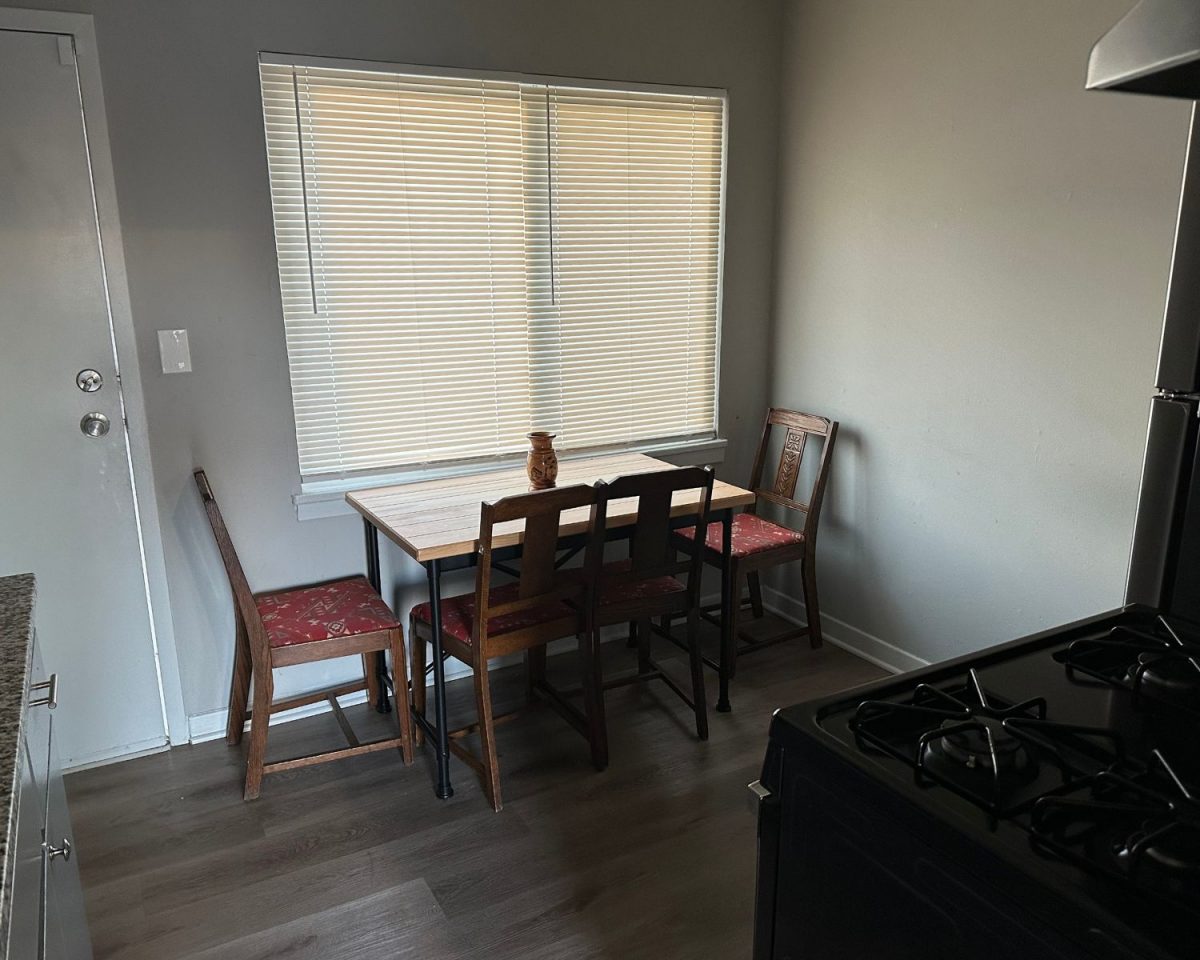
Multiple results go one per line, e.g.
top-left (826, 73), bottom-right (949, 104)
top-left (1125, 105), bottom-right (1200, 623)
top-left (1089, 2), bottom-right (1200, 622)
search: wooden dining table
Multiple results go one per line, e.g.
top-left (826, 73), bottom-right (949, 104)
top-left (346, 451), bottom-right (755, 799)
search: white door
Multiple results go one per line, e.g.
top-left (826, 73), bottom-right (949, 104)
top-left (0, 29), bottom-right (167, 766)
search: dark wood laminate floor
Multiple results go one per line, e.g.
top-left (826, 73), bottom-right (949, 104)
top-left (67, 617), bottom-right (885, 960)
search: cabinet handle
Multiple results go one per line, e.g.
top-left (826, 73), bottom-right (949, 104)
top-left (45, 837), bottom-right (71, 862)
top-left (29, 673), bottom-right (58, 710)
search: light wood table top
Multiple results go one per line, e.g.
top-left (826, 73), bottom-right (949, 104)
top-left (346, 452), bottom-right (754, 563)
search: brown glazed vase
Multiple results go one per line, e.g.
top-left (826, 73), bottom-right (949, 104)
top-left (526, 432), bottom-right (558, 490)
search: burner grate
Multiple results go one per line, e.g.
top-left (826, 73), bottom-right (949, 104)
top-left (1058, 616), bottom-right (1200, 716)
top-left (1030, 749), bottom-right (1200, 906)
top-left (851, 669), bottom-right (1123, 816)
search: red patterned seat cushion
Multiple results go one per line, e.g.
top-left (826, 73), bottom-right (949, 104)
top-left (563, 560), bottom-right (686, 604)
top-left (678, 513), bottom-right (805, 559)
top-left (594, 559), bottom-right (686, 604)
top-left (411, 580), bottom-right (576, 645)
top-left (255, 576), bottom-right (400, 648)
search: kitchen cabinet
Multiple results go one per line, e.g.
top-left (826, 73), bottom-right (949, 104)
top-left (1, 575), bottom-right (91, 959)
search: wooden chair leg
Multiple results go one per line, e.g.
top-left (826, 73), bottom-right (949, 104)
top-left (226, 614), bottom-right (251, 746)
top-left (243, 669), bottom-right (272, 801)
top-left (525, 645), bottom-right (547, 703)
top-left (636, 617), bottom-right (652, 675)
top-left (686, 605), bottom-right (709, 741)
top-left (801, 554), bottom-right (823, 649)
top-left (362, 652), bottom-right (380, 708)
top-left (389, 629), bottom-right (415, 765)
top-left (410, 617), bottom-right (427, 747)
top-left (473, 659), bottom-right (503, 812)
top-left (626, 620), bottom-right (638, 649)
top-left (580, 626), bottom-right (608, 770)
top-left (747, 571), bottom-right (765, 620)
top-left (725, 560), bottom-right (742, 680)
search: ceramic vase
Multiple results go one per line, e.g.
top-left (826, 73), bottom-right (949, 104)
top-left (526, 432), bottom-right (558, 490)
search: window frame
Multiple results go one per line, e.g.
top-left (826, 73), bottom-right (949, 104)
top-left (258, 53), bottom-right (729, 499)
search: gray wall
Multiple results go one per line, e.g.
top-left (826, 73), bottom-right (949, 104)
top-left (12, 0), bottom-right (1184, 731)
top-left (770, 0), bottom-right (1191, 666)
top-left (4, 0), bottom-right (782, 725)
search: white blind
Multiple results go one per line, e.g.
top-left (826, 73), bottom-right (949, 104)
top-left (260, 60), bottom-right (724, 479)
top-left (541, 87), bottom-right (723, 448)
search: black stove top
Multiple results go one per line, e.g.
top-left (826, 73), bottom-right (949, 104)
top-left (801, 605), bottom-right (1200, 958)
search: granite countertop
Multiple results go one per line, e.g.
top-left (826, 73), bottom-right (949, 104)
top-left (0, 574), bottom-right (35, 939)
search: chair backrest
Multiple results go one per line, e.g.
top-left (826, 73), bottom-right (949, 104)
top-left (472, 483), bottom-right (599, 652)
top-left (193, 469), bottom-right (269, 661)
top-left (590, 466), bottom-right (714, 606)
top-left (746, 408), bottom-right (838, 541)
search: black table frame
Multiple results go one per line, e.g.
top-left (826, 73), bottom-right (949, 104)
top-left (361, 507), bottom-right (736, 800)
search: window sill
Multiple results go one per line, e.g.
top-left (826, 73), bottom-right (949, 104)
top-left (292, 436), bottom-right (728, 521)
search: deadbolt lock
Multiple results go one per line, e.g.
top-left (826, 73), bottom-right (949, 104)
top-left (76, 369), bottom-right (103, 392)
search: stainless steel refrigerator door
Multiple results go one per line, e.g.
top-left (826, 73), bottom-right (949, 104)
top-left (1126, 394), bottom-right (1198, 607)
top-left (1156, 105), bottom-right (1200, 392)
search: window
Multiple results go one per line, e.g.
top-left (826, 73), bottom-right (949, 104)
top-left (259, 57), bottom-right (725, 481)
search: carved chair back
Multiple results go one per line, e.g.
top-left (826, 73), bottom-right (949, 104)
top-left (746, 409), bottom-right (839, 543)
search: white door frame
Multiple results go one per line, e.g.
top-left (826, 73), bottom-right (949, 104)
top-left (0, 7), bottom-right (189, 751)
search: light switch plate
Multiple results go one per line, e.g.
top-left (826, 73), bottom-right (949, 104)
top-left (158, 329), bottom-right (191, 374)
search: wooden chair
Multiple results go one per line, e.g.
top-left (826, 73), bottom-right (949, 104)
top-left (194, 469), bottom-right (413, 800)
top-left (588, 466), bottom-right (714, 741)
top-left (677, 409), bottom-right (838, 678)
top-left (409, 483), bottom-right (604, 812)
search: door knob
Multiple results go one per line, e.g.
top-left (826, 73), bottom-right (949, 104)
top-left (80, 412), bottom-right (110, 438)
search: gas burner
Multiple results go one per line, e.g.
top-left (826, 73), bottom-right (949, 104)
top-left (1116, 822), bottom-right (1200, 887)
top-left (1129, 647), bottom-right (1200, 709)
top-left (930, 715), bottom-right (1029, 775)
top-left (851, 670), bottom-right (1122, 815)
top-left (1059, 616), bottom-right (1200, 715)
top-left (910, 675), bottom-right (1041, 788)
top-left (1031, 749), bottom-right (1200, 906)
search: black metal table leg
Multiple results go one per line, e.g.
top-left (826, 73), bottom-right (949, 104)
top-left (716, 507), bottom-right (734, 713)
top-left (425, 557), bottom-right (454, 799)
top-left (362, 518), bottom-right (392, 714)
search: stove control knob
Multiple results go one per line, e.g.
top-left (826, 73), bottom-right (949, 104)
top-left (747, 779), bottom-right (774, 816)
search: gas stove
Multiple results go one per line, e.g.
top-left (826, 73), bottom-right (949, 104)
top-left (752, 606), bottom-right (1200, 960)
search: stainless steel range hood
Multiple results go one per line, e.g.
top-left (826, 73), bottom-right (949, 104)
top-left (1088, 0), bottom-right (1200, 99)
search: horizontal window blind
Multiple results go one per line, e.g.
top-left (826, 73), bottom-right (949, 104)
top-left (260, 60), bottom-right (724, 479)
top-left (540, 87), bottom-right (723, 449)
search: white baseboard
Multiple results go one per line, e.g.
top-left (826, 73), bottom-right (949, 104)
top-left (187, 688), bottom-right (373, 744)
top-left (140, 594), bottom-right (928, 755)
top-left (186, 624), bottom-right (633, 746)
top-left (758, 585), bottom-right (929, 675)
top-left (62, 737), bottom-right (170, 772)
